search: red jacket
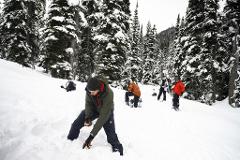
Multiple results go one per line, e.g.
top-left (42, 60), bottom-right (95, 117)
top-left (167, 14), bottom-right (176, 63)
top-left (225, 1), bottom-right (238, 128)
top-left (172, 80), bottom-right (185, 96)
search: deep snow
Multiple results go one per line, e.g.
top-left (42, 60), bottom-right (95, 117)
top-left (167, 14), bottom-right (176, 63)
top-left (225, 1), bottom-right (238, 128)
top-left (0, 59), bottom-right (240, 160)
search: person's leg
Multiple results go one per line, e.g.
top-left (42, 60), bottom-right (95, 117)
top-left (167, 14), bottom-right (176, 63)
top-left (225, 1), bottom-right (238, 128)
top-left (172, 94), bottom-right (179, 111)
top-left (163, 90), bottom-right (166, 101)
top-left (176, 94), bottom-right (180, 110)
top-left (133, 95), bottom-right (140, 107)
top-left (172, 94), bottom-right (177, 110)
top-left (103, 111), bottom-right (123, 155)
top-left (125, 92), bottom-right (134, 105)
top-left (67, 110), bottom-right (98, 140)
top-left (157, 88), bottom-right (163, 100)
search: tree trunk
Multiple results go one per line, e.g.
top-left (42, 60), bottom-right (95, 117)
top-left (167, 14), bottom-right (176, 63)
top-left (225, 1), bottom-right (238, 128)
top-left (228, 33), bottom-right (239, 107)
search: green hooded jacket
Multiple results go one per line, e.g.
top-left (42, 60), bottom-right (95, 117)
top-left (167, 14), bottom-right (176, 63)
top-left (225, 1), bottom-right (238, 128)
top-left (85, 76), bottom-right (114, 137)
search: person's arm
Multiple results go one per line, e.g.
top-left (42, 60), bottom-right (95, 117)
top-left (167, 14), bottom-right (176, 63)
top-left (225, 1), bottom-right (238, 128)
top-left (90, 90), bottom-right (113, 137)
top-left (85, 94), bottom-right (94, 119)
top-left (128, 83), bottom-right (133, 92)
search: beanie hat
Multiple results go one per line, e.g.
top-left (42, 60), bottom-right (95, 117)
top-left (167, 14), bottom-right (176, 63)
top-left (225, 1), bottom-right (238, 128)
top-left (87, 77), bottom-right (101, 91)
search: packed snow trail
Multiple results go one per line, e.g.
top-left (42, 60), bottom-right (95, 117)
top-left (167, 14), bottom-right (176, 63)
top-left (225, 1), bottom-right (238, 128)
top-left (0, 59), bottom-right (240, 160)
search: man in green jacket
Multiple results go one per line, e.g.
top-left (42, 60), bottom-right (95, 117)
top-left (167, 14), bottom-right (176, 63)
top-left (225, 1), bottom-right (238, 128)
top-left (67, 76), bottom-right (123, 156)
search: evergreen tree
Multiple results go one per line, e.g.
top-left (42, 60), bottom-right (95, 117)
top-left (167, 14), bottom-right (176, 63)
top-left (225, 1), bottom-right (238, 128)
top-left (40, 0), bottom-right (77, 79)
top-left (78, 0), bottom-right (100, 81)
top-left (142, 22), bottom-right (156, 84)
top-left (179, 0), bottom-right (205, 101)
top-left (151, 25), bottom-right (161, 84)
top-left (26, 0), bottom-right (46, 67)
top-left (125, 1), bottom-right (141, 80)
top-left (175, 14), bottom-right (181, 38)
top-left (0, 0), bottom-right (45, 67)
top-left (70, 4), bottom-right (84, 80)
top-left (214, 12), bottom-right (229, 101)
top-left (224, 0), bottom-right (240, 107)
top-left (0, 1), bottom-right (3, 57)
top-left (93, 0), bottom-right (131, 83)
top-left (199, 0), bottom-right (219, 104)
top-left (138, 24), bottom-right (144, 81)
top-left (169, 15), bottom-right (184, 79)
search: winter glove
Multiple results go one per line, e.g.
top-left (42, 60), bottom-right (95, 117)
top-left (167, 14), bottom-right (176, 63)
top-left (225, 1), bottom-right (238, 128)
top-left (82, 134), bottom-right (94, 149)
top-left (84, 118), bottom-right (92, 127)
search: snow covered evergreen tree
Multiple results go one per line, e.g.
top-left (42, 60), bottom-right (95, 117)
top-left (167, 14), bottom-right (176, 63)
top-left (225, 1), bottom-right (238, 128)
top-left (93, 0), bottom-right (131, 83)
top-left (69, 3), bottom-right (84, 80)
top-left (175, 14), bottom-right (181, 38)
top-left (150, 25), bottom-right (161, 84)
top-left (125, 1), bottom-right (141, 80)
top-left (0, 0), bottom-right (45, 67)
top-left (169, 14), bottom-right (184, 79)
top-left (138, 24), bottom-right (144, 81)
top-left (40, 0), bottom-right (77, 79)
top-left (0, 1), bottom-right (3, 57)
top-left (196, 0), bottom-right (229, 104)
top-left (224, 0), bottom-right (240, 107)
top-left (214, 12), bottom-right (229, 101)
top-left (78, 0), bottom-right (100, 81)
top-left (172, 0), bottom-right (231, 105)
top-left (26, 0), bottom-right (46, 66)
top-left (198, 0), bottom-right (219, 104)
top-left (142, 22), bottom-right (154, 84)
top-left (179, 0), bottom-right (205, 101)
top-left (142, 22), bottom-right (158, 84)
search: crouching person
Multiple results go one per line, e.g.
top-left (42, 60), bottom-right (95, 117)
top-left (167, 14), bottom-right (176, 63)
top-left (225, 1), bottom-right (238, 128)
top-left (125, 78), bottom-right (141, 107)
top-left (67, 76), bottom-right (123, 156)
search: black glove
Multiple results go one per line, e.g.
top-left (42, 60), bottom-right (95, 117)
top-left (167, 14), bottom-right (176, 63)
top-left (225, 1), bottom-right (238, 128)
top-left (82, 134), bottom-right (94, 149)
top-left (84, 118), bottom-right (92, 126)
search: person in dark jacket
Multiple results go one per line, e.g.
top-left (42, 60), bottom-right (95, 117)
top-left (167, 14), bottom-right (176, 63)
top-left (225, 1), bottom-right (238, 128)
top-left (67, 76), bottom-right (123, 155)
top-left (157, 77), bottom-right (168, 101)
top-left (172, 76), bottom-right (185, 111)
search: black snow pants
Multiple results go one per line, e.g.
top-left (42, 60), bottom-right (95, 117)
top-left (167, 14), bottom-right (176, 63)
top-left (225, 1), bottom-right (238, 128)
top-left (67, 110), bottom-right (121, 148)
top-left (172, 93), bottom-right (179, 110)
top-left (125, 92), bottom-right (139, 107)
top-left (157, 87), bottom-right (166, 101)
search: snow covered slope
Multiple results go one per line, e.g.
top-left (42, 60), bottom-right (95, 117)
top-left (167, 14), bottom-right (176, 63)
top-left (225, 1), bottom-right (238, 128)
top-left (0, 59), bottom-right (240, 160)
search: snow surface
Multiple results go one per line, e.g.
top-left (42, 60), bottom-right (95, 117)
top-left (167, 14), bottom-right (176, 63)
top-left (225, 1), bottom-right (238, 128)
top-left (0, 59), bottom-right (240, 160)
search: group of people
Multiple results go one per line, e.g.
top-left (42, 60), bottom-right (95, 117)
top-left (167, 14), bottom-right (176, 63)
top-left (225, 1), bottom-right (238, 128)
top-left (156, 76), bottom-right (185, 111)
top-left (125, 76), bottom-right (185, 111)
top-left (66, 75), bottom-right (185, 156)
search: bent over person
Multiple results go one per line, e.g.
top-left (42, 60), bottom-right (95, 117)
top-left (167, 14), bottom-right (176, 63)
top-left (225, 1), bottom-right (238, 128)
top-left (67, 76), bottom-right (123, 156)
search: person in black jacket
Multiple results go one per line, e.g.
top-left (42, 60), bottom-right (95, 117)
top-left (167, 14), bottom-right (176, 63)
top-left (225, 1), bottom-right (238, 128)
top-left (67, 76), bottom-right (123, 155)
top-left (157, 77), bottom-right (168, 101)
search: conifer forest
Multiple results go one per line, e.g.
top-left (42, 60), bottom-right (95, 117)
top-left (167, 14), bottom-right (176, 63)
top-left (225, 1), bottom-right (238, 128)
top-left (0, 0), bottom-right (239, 107)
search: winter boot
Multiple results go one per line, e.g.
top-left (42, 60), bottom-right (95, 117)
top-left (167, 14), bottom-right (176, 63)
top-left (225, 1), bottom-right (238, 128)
top-left (67, 126), bottom-right (80, 141)
top-left (112, 143), bottom-right (123, 156)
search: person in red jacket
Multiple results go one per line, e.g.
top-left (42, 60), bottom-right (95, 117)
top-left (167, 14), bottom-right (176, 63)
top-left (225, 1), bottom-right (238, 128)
top-left (172, 76), bottom-right (185, 111)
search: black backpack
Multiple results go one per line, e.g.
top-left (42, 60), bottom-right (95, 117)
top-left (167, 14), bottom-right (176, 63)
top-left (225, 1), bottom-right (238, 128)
top-left (61, 81), bottom-right (76, 92)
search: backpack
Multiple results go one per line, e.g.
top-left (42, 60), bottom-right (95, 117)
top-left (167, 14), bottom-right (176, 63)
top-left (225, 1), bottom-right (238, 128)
top-left (65, 81), bottom-right (76, 92)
